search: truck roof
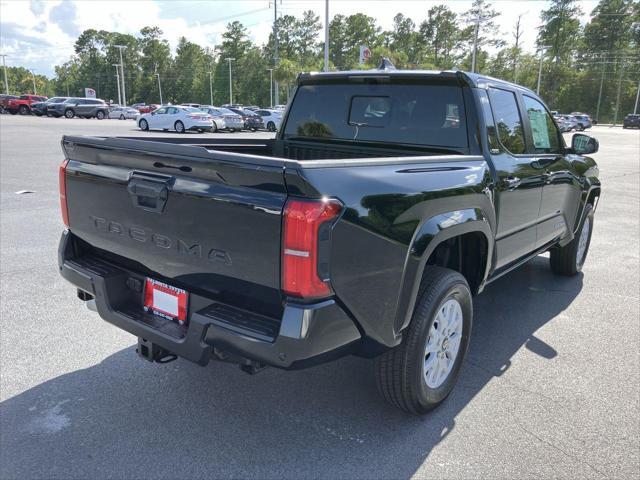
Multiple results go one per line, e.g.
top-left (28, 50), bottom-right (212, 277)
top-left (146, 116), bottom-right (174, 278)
top-left (297, 60), bottom-right (537, 97)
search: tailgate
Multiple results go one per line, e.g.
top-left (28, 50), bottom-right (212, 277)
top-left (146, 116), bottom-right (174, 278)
top-left (62, 136), bottom-right (287, 314)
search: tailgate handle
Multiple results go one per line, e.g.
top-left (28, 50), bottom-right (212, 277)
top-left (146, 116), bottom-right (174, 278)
top-left (127, 179), bottom-right (169, 213)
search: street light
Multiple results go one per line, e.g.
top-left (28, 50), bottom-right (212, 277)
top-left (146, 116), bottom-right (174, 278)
top-left (112, 64), bottom-right (122, 105)
top-left (208, 71), bottom-right (213, 106)
top-left (267, 68), bottom-right (274, 107)
top-left (226, 58), bottom-right (235, 105)
top-left (324, 0), bottom-right (329, 72)
top-left (29, 68), bottom-right (37, 95)
top-left (0, 54), bottom-right (8, 94)
top-left (113, 45), bottom-right (127, 105)
top-left (154, 63), bottom-right (163, 105)
top-left (536, 46), bottom-right (551, 95)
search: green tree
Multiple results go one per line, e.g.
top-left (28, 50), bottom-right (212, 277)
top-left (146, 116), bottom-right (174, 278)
top-left (461, 0), bottom-right (505, 72)
top-left (418, 5), bottom-right (463, 68)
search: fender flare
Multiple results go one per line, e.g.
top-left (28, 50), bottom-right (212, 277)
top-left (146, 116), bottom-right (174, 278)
top-left (393, 208), bottom-right (494, 337)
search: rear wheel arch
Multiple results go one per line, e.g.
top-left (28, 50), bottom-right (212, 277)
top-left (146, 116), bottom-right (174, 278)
top-left (395, 209), bottom-right (493, 335)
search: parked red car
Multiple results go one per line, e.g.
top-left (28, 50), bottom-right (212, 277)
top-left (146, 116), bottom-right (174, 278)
top-left (6, 94), bottom-right (48, 115)
top-left (0, 94), bottom-right (19, 113)
top-left (135, 104), bottom-right (159, 114)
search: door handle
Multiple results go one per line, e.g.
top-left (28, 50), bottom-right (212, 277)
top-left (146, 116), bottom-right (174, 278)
top-left (531, 156), bottom-right (561, 169)
top-left (502, 176), bottom-right (521, 190)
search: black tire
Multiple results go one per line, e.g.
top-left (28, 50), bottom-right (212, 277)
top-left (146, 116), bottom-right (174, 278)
top-left (267, 121), bottom-right (276, 132)
top-left (375, 266), bottom-right (472, 414)
top-left (211, 121), bottom-right (218, 133)
top-left (96, 110), bottom-right (105, 120)
top-left (120, 114), bottom-right (125, 120)
top-left (64, 109), bottom-right (75, 119)
top-left (550, 204), bottom-right (594, 276)
top-left (175, 121), bottom-right (185, 133)
top-left (19, 105), bottom-right (30, 115)
top-left (139, 119), bottom-right (149, 131)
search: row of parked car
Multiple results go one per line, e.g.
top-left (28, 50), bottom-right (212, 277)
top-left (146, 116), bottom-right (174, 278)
top-left (136, 104), bottom-right (283, 133)
top-left (551, 112), bottom-right (593, 132)
top-left (0, 94), bottom-right (284, 133)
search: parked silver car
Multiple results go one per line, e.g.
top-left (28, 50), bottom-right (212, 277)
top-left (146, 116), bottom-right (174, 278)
top-left (198, 106), bottom-right (227, 132)
top-left (108, 106), bottom-right (140, 120)
top-left (215, 107), bottom-right (244, 132)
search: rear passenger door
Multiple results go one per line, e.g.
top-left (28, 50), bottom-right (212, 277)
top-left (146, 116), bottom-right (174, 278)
top-left (521, 95), bottom-right (578, 248)
top-left (487, 87), bottom-right (546, 269)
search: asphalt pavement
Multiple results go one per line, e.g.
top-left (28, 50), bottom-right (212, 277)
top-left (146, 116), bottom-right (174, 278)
top-left (1, 115), bottom-right (638, 479)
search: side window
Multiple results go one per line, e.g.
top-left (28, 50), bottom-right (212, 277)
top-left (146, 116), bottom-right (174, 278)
top-left (487, 88), bottom-right (525, 154)
top-left (523, 95), bottom-right (561, 154)
top-left (154, 107), bottom-right (167, 115)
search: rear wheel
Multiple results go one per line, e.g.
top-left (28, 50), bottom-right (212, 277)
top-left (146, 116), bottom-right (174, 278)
top-left (120, 114), bottom-right (125, 120)
top-left (375, 267), bottom-right (472, 414)
top-left (211, 121), bottom-right (218, 133)
top-left (267, 121), bottom-right (276, 132)
top-left (19, 105), bottom-right (29, 115)
top-left (64, 109), bottom-right (75, 119)
top-left (174, 121), bottom-right (185, 133)
top-left (550, 204), bottom-right (594, 276)
top-left (139, 119), bottom-right (149, 131)
top-left (96, 110), bottom-right (105, 120)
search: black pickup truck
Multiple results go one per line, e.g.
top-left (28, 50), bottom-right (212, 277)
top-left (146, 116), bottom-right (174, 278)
top-left (58, 62), bottom-right (600, 414)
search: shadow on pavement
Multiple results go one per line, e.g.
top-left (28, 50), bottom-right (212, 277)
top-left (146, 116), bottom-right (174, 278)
top-left (0, 256), bottom-right (582, 479)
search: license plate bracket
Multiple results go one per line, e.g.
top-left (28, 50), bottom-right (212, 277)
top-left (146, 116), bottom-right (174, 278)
top-left (143, 278), bottom-right (188, 325)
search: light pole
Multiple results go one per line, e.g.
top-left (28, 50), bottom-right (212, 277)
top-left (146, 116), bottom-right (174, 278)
top-left (613, 61), bottom-right (625, 126)
top-left (0, 54), bottom-right (8, 94)
top-left (271, 0), bottom-right (280, 105)
top-left (634, 77), bottom-right (640, 115)
top-left (267, 68), bottom-right (274, 107)
top-left (536, 46), bottom-right (550, 95)
top-left (208, 71), bottom-right (213, 105)
top-left (226, 58), bottom-right (235, 105)
top-left (156, 73), bottom-right (163, 105)
top-left (324, 0), bottom-right (329, 72)
top-left (112, 64), bottom-right (122, 105)
top-left (114, 45), bottom-right (127, 105)
top-left (595, 61), bottom-right (606, 123)
top-left (470, 14), bottom-right (480, 73)
top-left (30, 69), bottom-right (37, 95)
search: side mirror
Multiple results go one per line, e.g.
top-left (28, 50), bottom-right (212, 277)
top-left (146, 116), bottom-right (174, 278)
top-left (571, 133), bottom-right (598, 155)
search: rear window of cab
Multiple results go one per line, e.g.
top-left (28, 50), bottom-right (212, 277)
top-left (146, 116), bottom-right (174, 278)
top-left (283, 83), bottom-right (467, 149)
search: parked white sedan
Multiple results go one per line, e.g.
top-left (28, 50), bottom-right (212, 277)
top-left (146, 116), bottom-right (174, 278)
top-left (254, 109), bottom-right (282, 131)
top-left (138, 106), bottom-right (214, 133)
top-left (108, 106), bottom-right (140, 120)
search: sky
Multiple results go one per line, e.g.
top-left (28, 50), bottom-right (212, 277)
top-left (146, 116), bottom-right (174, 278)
top-left (0, 0), bottom-right (601, 77)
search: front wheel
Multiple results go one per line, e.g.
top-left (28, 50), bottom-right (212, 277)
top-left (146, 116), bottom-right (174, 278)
top-left (267, 122), bottom-right (276, 132)
top-left (550, 204), bottom-right (594, 276)
top-left (120, 114), bottom-right (125, 120)
top-left (19, 105), bottom-right (29, 115)
top-left (96, 110), bottom-right (105, 120)
top-left (139, 119), bottom-right (149, 131)
top-left (174, 121), bottom-right (185, 133)
top-left (375, 266), bottom-right (472, 414)
top-left (64, 109), bottom-right (75, 119)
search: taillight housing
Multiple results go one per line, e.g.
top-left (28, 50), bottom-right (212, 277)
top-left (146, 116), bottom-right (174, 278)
top-left (59, 159), bottom-right (69, 227)
top-left (282, 197), bottom-right (342, 299)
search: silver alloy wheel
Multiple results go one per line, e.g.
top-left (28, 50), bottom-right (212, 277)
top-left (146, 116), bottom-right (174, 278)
top-left (139, 119), bottom-right (148, 130)
top-left (175, 121), bottom-right (184, 133)
top-left (423, 298), bottom-right (463, 388)
top-left (577, 216), bottom-right (591, 265)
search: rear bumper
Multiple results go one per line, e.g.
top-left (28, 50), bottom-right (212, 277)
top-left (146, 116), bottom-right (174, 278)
top-left (58, 231), bottom-right (361, 369)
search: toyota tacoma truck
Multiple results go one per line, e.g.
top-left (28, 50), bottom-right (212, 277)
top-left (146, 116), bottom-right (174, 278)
top-left (58, 61), bottom-right (600, 414)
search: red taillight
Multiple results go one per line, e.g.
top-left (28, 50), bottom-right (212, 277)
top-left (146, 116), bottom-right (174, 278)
top-left (59, 159), bottom-right (69, 227)
top-left (282, 198), bottom-right (342, 299)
